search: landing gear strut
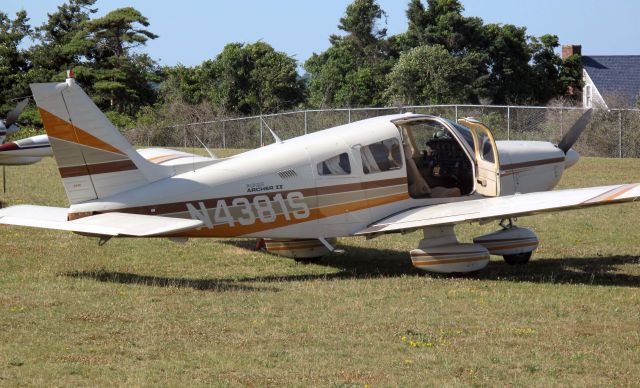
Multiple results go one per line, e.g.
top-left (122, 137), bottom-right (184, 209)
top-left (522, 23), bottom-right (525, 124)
top-left (499, 218), bottom-right (514, 229)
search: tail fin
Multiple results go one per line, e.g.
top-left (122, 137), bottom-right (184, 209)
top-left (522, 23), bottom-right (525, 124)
top-left (30, 78), bottom-right (173, 204)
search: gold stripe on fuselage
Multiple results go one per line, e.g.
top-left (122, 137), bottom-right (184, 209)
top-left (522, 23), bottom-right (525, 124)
top-left (167, 191), bottom-right (410, 238)
top-left (68, 178), bottom-right (410, 238)
top-left (70, 177), bottom-right (406, 218)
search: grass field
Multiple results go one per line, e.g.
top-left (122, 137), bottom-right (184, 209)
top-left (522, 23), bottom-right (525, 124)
top-left (0, 155), bottom-right (639, 386)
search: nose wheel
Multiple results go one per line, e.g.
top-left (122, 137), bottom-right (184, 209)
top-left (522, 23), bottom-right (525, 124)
top-left (473, 219), bottom-right (538, 266)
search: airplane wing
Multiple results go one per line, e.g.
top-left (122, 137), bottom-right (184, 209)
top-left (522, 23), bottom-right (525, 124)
top-left (356, 183), bottom-right (640, 235)
top-left (0, 205), bottom-right (203, 237)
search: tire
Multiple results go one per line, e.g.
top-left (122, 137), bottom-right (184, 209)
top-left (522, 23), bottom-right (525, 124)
top-left (503, 251), bottom-right (532, 265)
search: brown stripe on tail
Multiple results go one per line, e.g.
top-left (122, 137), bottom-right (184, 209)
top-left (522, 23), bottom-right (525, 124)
top-left (59, 160), bottom-right (138, 178)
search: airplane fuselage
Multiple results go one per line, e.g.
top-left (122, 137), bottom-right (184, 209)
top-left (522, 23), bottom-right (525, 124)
top-left (67, 114), bottom-right (572, 239)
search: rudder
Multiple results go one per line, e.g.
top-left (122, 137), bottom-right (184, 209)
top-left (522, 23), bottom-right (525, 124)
top-left (30, 78), bottom-right (173, 204)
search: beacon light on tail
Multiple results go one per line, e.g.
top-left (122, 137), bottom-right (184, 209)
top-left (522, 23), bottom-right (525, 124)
top-left (1, 76), bottom-right (639, 273)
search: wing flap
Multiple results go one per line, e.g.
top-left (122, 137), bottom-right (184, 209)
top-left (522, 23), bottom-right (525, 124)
top-left (0, 205), bottom-right (203, 236)
top-left (357, 183), bottom-right (640, 235)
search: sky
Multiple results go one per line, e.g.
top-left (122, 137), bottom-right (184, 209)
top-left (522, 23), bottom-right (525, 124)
top-left (3, 0), bottom-right (639, 67)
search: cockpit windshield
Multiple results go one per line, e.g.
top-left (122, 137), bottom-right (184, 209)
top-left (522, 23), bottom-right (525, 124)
top-left (446, 120), bottom-right (475, 151)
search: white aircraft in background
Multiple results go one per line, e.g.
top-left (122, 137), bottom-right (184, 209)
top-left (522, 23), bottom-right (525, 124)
top-left (0, 92), bottom-right (205, 167)
top-left (0, 98), bottom-right (53, 165)
top-left (1, 75), bottom-right (639, 273)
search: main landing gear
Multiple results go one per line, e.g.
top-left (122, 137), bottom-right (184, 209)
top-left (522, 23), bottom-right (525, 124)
top-left (410, 219), bottom-right (539, 273)
top-left (256, 238), bottom-right (336, 259)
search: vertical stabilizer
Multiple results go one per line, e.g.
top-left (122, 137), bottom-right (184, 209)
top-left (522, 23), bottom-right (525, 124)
top-left (30, 78), bottom-right (173, 204)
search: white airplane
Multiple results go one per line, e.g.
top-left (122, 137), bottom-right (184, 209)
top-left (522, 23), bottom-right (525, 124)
top-left (1, 75), bottom-right (639, 273)
top-left (0, 98), bottom-right (53, 165)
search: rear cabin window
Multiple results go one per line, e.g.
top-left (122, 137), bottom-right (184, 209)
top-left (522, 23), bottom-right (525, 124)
top-left (361, 137), bottom-right (403, 174)
top-left (317, 152), bottom-right (351, 175)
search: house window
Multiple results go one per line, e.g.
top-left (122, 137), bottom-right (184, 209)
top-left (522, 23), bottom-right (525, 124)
top-left (360, 137), bottom-right (403, 174)
top-left (585, 85), bottom-right (592, 108)
top-left (317, 153), bottom-right (351, 175)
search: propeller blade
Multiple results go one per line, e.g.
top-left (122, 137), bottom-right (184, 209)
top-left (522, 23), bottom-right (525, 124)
top-left (558, 108), bottom-right (593, 154)
top-left (4, 98), bottom-right (29, 128)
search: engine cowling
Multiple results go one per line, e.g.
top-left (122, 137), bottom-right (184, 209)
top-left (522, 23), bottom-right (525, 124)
top-left (473, 226), bottom-right (539, 256)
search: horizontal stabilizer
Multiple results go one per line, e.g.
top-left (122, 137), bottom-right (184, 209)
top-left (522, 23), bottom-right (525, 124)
top-left (0, 205), bottom-right (203, 236)
top-left (357, 183), bottom-right (640, 235)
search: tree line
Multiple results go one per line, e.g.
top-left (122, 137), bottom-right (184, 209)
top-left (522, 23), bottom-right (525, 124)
top-left (1, 0), bottom-right (583, 131)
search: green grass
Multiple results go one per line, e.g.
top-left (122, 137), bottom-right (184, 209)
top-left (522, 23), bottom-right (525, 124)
top-left (0, 155), bottom-right (639, 386)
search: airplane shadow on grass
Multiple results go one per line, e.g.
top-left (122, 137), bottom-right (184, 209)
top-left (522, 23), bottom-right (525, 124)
top-left (221, 239), bottom-right (640, 287)
top-left (63, 240), bottom-right (640, 291)
top-left (63, 270), bottom-right (281, 293)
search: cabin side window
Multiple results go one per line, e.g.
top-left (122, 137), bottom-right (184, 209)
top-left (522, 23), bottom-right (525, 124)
top-left (317, 152), bottom-right (351, 175)
top-left (360, 137), bottom-right (403, 174)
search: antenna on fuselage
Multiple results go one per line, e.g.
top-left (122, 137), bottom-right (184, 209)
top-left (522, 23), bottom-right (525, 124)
top-left (260, 116), bottom-right (283, 144)
top-left (194, 134), bottom-right (217, 159)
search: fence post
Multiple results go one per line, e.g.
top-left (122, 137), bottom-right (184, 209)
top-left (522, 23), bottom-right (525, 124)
top-left (260, 116), bottom-right (264, 147)
top-left (348, 109), bottom-right (352, 124)
top-left (455, 105), bottom-right (458, 120)
top-left (222, 121), bottom-right (226, 149)
top-left (507, 106), bottom-right (511, 140)
top-left (559, 108), bottom-right (563, 138)
top-left (304, 111), bottom-right (308, 135)
top-left (618, 110), bottom-right (623, 158)
top-left (183, 125), bottom-right (187, 148)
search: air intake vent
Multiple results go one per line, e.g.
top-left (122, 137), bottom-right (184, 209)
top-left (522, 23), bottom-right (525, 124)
top-left (278, 169), bottom-right (297, 179)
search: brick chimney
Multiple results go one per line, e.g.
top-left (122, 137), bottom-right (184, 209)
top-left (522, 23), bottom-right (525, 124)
top-left (562, 44), bottom-right (582, 60)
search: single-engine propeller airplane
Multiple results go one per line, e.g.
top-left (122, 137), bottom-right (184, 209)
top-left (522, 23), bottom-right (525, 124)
top-left (1, 75), bottom-right (639, 273)
top-left (0, 98), bottom-right (53, 165)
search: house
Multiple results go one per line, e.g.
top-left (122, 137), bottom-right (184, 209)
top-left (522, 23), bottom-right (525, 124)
top-left (563, 45), bottom-right (640, 109)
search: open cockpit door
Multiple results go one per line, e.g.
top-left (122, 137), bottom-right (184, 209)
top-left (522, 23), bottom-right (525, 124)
top-left (457, 118), bottom-right (500, 197)
top-left (393, 116), bottom-right (475, 199)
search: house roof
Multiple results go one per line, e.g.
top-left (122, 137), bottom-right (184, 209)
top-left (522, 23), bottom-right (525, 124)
top-left (582, 55), bottom-right (640, 107)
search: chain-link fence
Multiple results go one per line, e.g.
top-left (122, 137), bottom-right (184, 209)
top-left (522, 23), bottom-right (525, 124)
top-left (124, 105), bottom-right (640, 158)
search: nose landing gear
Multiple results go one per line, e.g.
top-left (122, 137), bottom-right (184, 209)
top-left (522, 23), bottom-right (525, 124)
top-left (410, 219), bottom-right (539, 273)
top-left (473, 218), bottom-right (538, 266)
